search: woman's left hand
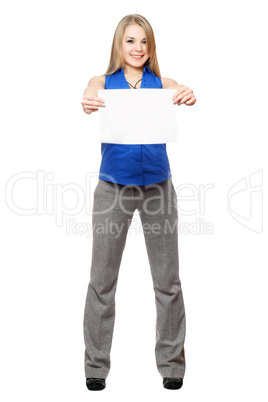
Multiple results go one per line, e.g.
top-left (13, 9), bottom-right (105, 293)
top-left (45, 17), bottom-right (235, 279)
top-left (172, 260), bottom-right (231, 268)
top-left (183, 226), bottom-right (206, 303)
top-left (172, 85), bottom-right (197, 106)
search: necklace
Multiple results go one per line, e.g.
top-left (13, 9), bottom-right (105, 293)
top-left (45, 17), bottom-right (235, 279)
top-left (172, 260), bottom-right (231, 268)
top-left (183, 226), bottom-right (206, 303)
top-left (126, 78), bottom-right (142, 89)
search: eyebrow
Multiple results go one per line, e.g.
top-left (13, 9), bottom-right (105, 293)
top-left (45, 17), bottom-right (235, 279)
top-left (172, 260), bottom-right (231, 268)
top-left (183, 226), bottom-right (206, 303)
top-left (126, 36), bottom-right (146, 39)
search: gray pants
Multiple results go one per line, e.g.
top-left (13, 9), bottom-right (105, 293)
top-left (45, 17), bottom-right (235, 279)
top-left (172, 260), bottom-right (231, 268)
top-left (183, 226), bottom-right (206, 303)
top-left (83, 178), bottom-right (186, 379)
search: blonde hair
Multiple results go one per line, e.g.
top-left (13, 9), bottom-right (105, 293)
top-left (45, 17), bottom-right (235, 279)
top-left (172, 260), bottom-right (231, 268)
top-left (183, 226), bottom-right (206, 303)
top-left (104, 14), bottom-right (161, 77)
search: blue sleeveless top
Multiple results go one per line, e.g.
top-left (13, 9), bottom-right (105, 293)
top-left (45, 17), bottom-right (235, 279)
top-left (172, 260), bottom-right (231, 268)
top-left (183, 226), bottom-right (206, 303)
top-left (99, 65), bottom-right (172, 186)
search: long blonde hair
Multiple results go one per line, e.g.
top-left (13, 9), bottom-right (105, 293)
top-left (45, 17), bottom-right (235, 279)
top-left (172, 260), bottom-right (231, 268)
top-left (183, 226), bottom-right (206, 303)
top-left (104, 14), bottom-right (161, 77)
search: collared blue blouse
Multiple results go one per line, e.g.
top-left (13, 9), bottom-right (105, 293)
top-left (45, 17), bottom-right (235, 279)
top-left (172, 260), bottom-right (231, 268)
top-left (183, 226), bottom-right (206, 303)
top-left (98, 65), bottom-right (172, 186)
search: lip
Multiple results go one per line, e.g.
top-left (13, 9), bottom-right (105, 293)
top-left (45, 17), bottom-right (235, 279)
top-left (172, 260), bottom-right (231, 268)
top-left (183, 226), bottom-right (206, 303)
top-left (131, 54), bottom-right (144, 57)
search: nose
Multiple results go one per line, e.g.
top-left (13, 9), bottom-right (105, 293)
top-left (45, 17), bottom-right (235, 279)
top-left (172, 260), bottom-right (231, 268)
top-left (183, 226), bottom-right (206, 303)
top-left (135, 43), bottom-right (143, 51)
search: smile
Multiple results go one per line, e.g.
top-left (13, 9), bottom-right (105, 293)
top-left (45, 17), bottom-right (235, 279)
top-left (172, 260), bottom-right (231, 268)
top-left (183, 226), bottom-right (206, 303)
top-left (131, 55), bottom-right (144, 59)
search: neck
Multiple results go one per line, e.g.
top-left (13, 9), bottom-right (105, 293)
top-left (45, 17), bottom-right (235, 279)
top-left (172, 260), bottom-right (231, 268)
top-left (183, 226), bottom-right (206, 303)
top-left (123, 65), bottom-right (144, 76)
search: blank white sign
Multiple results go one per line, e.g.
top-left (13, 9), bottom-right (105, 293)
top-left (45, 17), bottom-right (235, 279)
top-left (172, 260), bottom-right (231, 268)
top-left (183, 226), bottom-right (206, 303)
top-left (97, 88), bottom-right (178, 144)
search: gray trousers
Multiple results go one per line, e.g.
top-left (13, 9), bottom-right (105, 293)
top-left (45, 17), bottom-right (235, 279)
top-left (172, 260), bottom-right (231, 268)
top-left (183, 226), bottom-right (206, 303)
top-left (83, 178), bottom-right (186, 379)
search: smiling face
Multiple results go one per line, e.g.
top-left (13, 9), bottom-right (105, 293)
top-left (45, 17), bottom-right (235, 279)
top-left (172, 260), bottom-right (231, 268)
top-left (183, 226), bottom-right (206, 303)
top-left (122, 24), bottom-right (150, 70)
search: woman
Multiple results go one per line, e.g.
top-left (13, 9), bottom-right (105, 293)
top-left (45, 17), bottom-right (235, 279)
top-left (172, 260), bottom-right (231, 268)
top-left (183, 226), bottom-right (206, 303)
top-left (81, 14), bottom-right (196, 391)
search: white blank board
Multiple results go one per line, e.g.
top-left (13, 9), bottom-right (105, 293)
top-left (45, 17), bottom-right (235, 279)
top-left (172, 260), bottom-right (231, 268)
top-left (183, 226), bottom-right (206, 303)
top-left (97, 89), bottom-right (178, 144)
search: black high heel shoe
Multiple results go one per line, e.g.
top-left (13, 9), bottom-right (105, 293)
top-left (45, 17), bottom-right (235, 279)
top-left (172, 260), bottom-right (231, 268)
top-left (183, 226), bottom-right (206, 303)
top-left (86, 378), bottom-right (106, 391)
top-left (163, 377), bottom-right (183, 389)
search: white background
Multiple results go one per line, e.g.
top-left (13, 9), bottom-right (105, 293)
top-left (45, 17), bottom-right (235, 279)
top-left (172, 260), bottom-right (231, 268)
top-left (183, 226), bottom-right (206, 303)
top-left (1, 0), bottom-right (267, 400)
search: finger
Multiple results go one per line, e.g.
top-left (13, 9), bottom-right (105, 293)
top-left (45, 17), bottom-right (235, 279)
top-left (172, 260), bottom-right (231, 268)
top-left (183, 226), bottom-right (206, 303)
top-left (186, 97), bottom-right (196, 105)
top-left (178, 94), bottom-right (194, 104)
top-left (185, 95), bottom-right (196, 103)
top-left (81, 100), bottom-right (105, 107)
top-left (81, 97), bottom-right (104, 103)
top-left (172, 87), bottom-right (188, 100)
top-left (172, 92), bottom-right (188, 104)
top-left (172, 90), bottom-right (191, 104)
top-left (84, 106), bottom-right (98, 110)
top-left (82, 106), bottom-right (98, 113)
top-left (175, 89), bottom-right (193, 102)
top-left (82, 95), bottom-right (104, 102)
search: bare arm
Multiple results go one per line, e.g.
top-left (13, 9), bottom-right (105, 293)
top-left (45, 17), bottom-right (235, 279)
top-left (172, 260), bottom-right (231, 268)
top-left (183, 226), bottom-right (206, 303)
top-left (83, 75), bottom-right (105, 96)
top-left (161, 77), bottom-right (197, 106)
top-left (81, 75), bottom-right (106, 114)
top-left (161, 77), bottom-right (184, 89)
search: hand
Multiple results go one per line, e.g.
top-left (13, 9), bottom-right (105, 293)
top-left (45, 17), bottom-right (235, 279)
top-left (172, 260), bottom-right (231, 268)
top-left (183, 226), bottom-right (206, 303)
top-left (81, 95), bottom-right (106, 114)
top-left (172, 85), bottom-right (197, 106)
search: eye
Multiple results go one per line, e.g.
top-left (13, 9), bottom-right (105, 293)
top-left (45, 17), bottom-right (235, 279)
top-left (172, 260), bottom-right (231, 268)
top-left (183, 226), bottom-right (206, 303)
top-left (126, 40), bottom-right (146, 44)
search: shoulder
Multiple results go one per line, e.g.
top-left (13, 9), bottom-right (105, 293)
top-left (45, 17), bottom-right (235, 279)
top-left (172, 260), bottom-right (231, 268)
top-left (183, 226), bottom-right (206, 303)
top-left (161, 77), bottom-right (178, 89)
top-left (88, 75), bottom-right (106, 87)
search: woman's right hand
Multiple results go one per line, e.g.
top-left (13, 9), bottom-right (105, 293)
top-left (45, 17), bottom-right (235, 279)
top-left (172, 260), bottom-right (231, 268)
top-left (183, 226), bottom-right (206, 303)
top-left (81, 95), bottom-right (106, 114)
